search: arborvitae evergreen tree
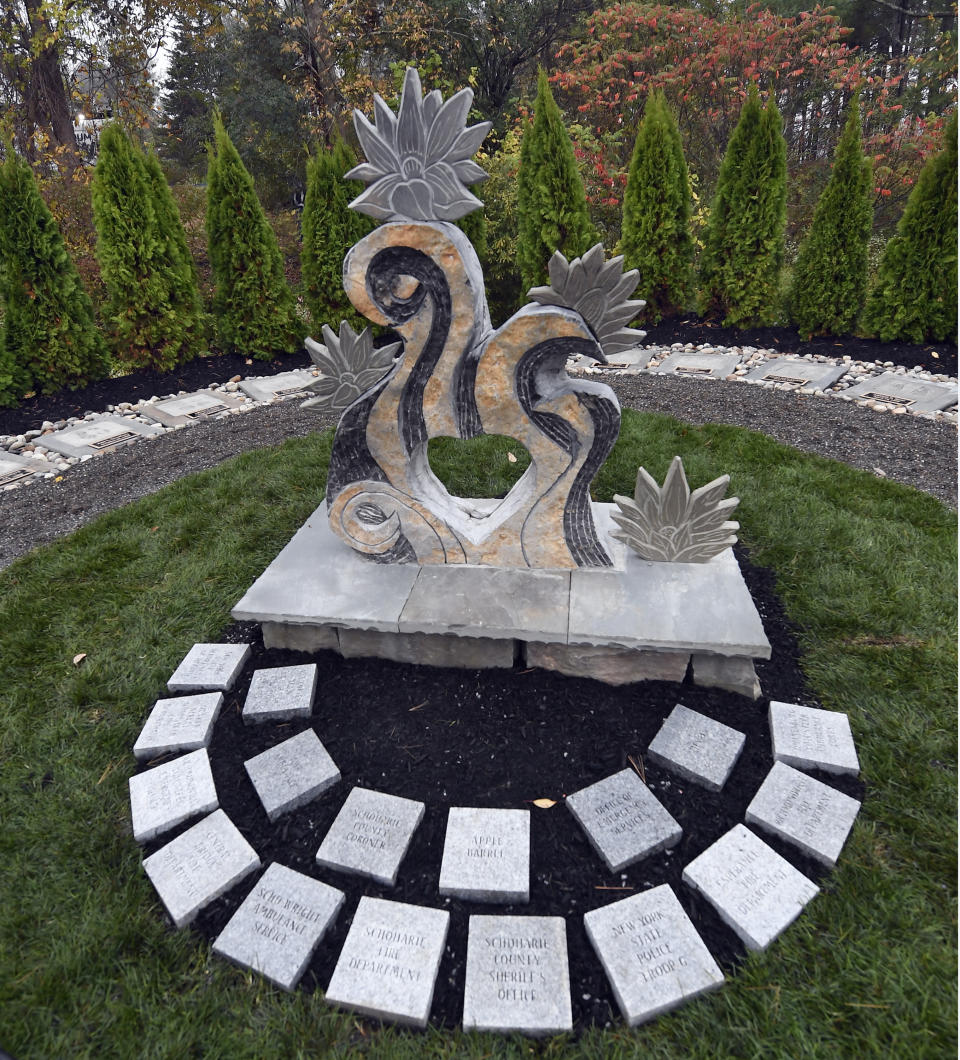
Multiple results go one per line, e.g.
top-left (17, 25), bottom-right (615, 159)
top-left (861, 111), bottom-right (957, 343)
top-left (620, 91), bottom-right (693, 322)
top-left (93, 125), bottom-right (203, 370)
top-left (206, 115), bottom-right (305, 358)
top-left (0, 148), bottom-right (109, 404)
top-left (301, 138), bottom-right (373, 331)
top-left (516, 69), bottom-right (595, 294)
top-left (699, 87), bottom-right (787, 326)
top-left (788, 96), bottom-right (873, 337)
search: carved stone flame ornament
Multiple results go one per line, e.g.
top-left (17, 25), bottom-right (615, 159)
top-left (610, 456), bottom-right (740, 563)
top-left (307, 68), bottom-right (647, 569)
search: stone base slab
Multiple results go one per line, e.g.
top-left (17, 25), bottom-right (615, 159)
top-left (235, 502), bottom-right (770, 688)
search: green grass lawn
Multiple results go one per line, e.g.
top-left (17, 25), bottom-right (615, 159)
top-left (0, 409), bottom-right (956, 1059)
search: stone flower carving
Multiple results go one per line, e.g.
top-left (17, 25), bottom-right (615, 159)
top-left (301, 322), bottom-right (401, 413)
top-left (527, 244), bottom-right (647, 358)
top-left (345, 66), bottom-right (492, 222)
top-left (610, 456), bottom-right (740, 563)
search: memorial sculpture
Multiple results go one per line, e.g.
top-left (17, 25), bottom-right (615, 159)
top-left (303, 67), bottom-right (647, 569)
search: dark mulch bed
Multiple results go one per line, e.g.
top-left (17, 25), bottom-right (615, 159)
top-left (2, 317), bottom-right (955, 438)
top-left (137, 545), bottom-right (864, 1033)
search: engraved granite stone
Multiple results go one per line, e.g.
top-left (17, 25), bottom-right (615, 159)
top-left (133, 691), bottom-right (223, 760)
top-left (566, 768), bottom-right (682, 872)
top-left (40, 415), bottom-right (163, 458)
top-left (842, 372), bottom-right (958, 412)
top-left (438, 808), bottom-right (530, 904)
top-left (650, 352), bottom-right (741, 379)
top-left (239, 370), bottom-right (317, 403)
top-left (0, 450), bottom-right (48, 486)
top-left (140, 390), bottom-right (245, 427)
top-left (142, 809), bottom-right (260, 928)
top-left (316, 787), bottom-right (424, 885)
top-left (584, 884), bottom-right (724, 1025)
top-left (744, 359), bottom-right (848, 388)
top-left (647, 704), bottom-right (746, 792)
top-left (212, 862), bottom-right (344, 991)
top-left (167, 642), bottom-right (251, 693)
top-left (682, 824), bottom-right (818, 951)
top-left (244, 729), bottom-right (340, 822)
top-left (462, 915), bottom-right (572, 1035)
top-left (769, 701), bottom-right (860, 775)
top-left (242, 664), bottom-right (317, 725)
top-left (129, 748), bottom-right (218, 843)
top-left (745, 761), bottom-right (861, 867)
top-left (324, 896), bottom-right (450, 1028)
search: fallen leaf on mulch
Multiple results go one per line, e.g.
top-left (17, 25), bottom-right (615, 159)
top-left (73, 653), bottom-right (86, 666)
top-left (530, 798), bottom-right (557, 808)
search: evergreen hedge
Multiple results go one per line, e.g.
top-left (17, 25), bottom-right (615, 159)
top-left (620, 91), bottom-right (693, 322)
top-left (92, 125), bottom-right (204, 371)
top-left (861, 111), bottom-right (957, 343)
top-left (0, 149), bottom-right (109, 404)
top-left (517, 69), bottom-right (595, 294)
top-left (788, 96), bottom-right (873, 337)
top-left (699, 87), bottom-right (787, 327)
top-left (206, 115), bottom-right (305, 358)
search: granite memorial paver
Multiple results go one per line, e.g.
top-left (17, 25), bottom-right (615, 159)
top-left (133, 691), bottom-right (224, 760)
top-left (140, 390), bottom-right (245, 427)
top-left (650, 352), bottom-right (741, 379)
top-left (239, 370), bottom-right (317, 402)
top-left (744, 359), bottom-right (848, 389)
top-left (842, 372), bottom-right (958, 412)
top-left (212, 862), bottom-right (344, 991)
top-left (242, 663), bottom-right (318, 725)
top-left (647, 704), bottom-right (746, 792)
top-left (142, 809), bottom-right (260, 928)
top-left (316, 787), bottom-right (425, 885)
top-left (129, 748), bottom-right (219, 843)
top-left (566, 769), bottom-right (682, 872)
top-left (584, 884), bottom-right (724, 1025)
top-left (769, 701), bottom-right (860, 776)
top-left (438, 808), bottom-right (530, 904)
top-left (167, 642), bottom-right (251, 693)
top-left (244, 729), bottom-right (340, 822)
top-left (462, 915), bottom-right (572, 1035)
top-left (324, 896), bottom-right (450, 1028)
top-left (40, 415), bottom-right (163, 458)
top-left (745, 761), bottom-right (861, 867)
top-left (682, 824), bottom-right (818, 951)
top-left (0, 451), bottom-right (48, 486)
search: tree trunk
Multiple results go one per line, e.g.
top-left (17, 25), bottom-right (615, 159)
top-left (24, 0), bottom-right (81, 171)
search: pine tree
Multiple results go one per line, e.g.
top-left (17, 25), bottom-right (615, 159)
top-left (620, 91), bottom-right (693, 322)
top-left (788, 97), bottom-right (873, 337)
top-left (0, 148), bottom-right (109, 404)
top-left (92, 125), bottom-right (203, 370)
top-left (517, 69), bottom-right (595, 294)
top-left (301, 138), bottom-right (373, 331)
top-left (861, 111), bottom-right (957, 343)
top-left (699, 87), bottom-right (787, 327)
top-left (206, 115), bottom-right (305, 358)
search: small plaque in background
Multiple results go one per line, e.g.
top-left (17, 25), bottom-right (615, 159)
top-left (0, 451), bottom-right (48, 486)
top-left (647, 704), bottom-right (746, 792)
top-left (584, 884), bottom-right (723, 1025)
top-left (133, 691), bottom-right (224, 760)
top-left (167, 642), bottom-right (251, 693)
top-left (566, 768), bottom-right (682, 872)
top-left (745, 761), bottom-right (861, 867)
top-left (40, 416), bottom-right (163, 458)
top-left (316, 787), bottom-right (424, 885)
top-left (438, 807), bottom-right (530, 904)
top-left (682, 824), bottom-right (818, 951)
top-left (129, 747), bottom-right (218, 843)
top-left (744, 359), bottom-right (848, 389)
top-left (213, 862), bottom-right (344, 991)
top-left (244, 729), bottom-right (340, 822)
top-left (239, 370), bottom-right (317, 402)
top-left (140, 390), bottom-right (245, 427)
top-left (324, 896), bottom-right (449, 1028)
top-left (242, 663), bottom-right (317, 725)
top-left (842, 372), bottom-right (958, 412)
top-left (462, 915), bottom-right (572, 1036)
top-left (142, 809), bottom-right (260, 928)
top-left (769, 701), bottom-right (860, 775)
top-left (650, 352), bottom-right (741, 379)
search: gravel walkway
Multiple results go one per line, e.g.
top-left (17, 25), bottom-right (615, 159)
top-left (1, 374), bottom-right (954, 572)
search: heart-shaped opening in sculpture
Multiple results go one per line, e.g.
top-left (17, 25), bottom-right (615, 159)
top-left (427, 434), bottom-right (532, 500)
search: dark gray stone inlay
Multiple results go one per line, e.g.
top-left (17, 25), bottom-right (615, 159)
top-left (584, 884), bottom-right (724, 1025)
top-left (213, 862), bottom-right (344, 991)
top-left (244, 729), bottom-right (340, 822)
top-left (647, 704), bottom-right (746, 792)
top-left (566, 768), bottom-right (682, 872)
top-left (462, 915), bottom-right (572, 1035)
top-left (133, 691), bottom-right (223, 760)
